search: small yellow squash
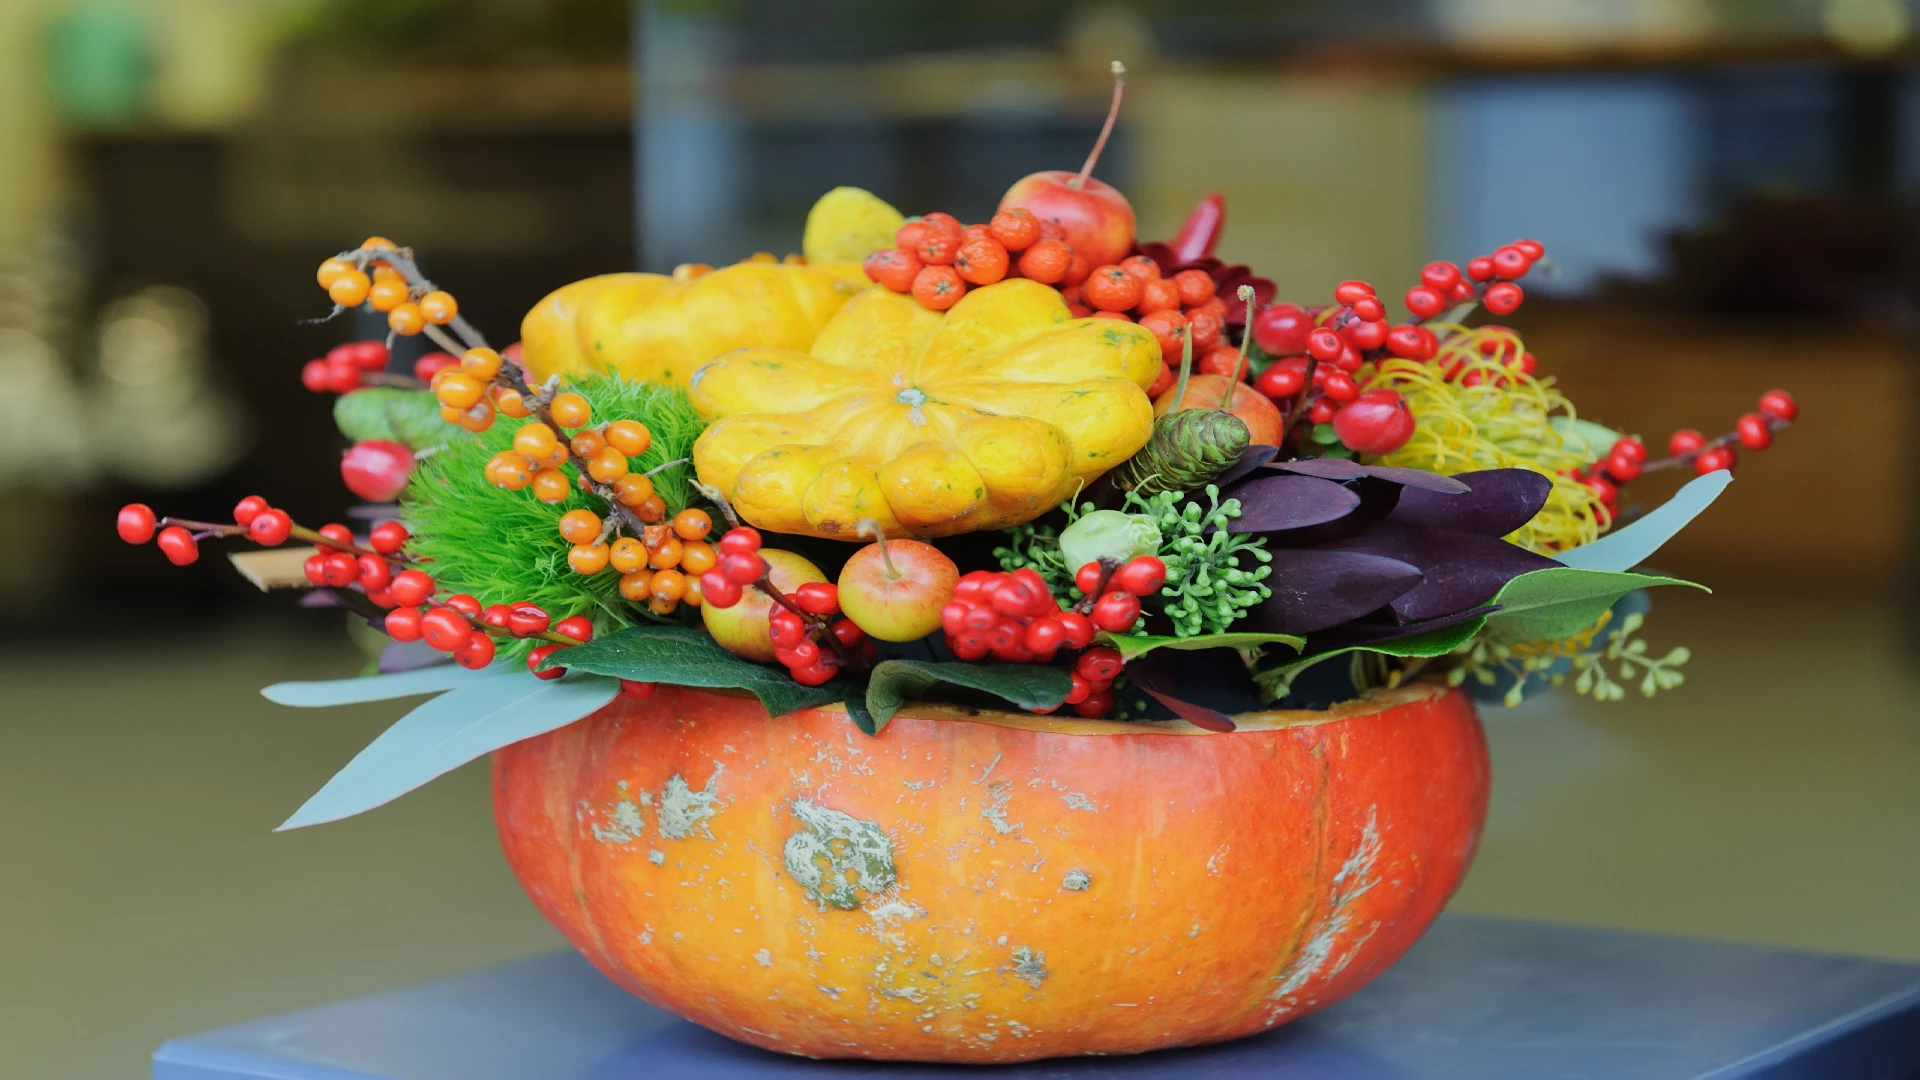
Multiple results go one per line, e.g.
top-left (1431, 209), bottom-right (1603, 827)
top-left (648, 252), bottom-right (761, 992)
top-left (518, 260), bottom-right (867, 389)
top-left (690, 279), bottom-right (1162, 539)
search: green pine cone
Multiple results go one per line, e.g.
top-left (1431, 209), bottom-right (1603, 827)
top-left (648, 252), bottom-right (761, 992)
top-left (1109, 409), bottom-right (1251, 496)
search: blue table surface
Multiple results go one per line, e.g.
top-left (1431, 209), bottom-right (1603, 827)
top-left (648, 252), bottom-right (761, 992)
top-left (153, 914), bottom-right (1920, 1080)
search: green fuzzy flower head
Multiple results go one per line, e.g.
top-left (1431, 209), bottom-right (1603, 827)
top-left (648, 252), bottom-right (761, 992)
top-left (400, 375), bottom-right (706, 658)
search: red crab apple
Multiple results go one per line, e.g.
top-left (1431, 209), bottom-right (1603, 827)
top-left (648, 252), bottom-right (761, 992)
top-left (341, 440), bottom-right (414, 503)
top-left (837, 539), bottom-right (959, 642)
top-left (997, 61), bottom-right (1135, 269)
top-left (999, 173), bottom-right (1135, 270)
top-left (1155, 374), bottom-right (1284, 447)
top-left (700, 549), bottom-right (826, 663)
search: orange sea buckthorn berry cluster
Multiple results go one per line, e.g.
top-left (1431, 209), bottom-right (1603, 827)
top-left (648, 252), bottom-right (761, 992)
top-left (606, 509), bottom-right (714, 615)
top-left (314, 237), bottom-right (462, 339)
top-left (863, 209), bottom-right (1094, 312)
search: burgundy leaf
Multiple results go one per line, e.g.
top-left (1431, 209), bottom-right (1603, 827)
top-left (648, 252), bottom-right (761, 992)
top-left (1324, 522), bottom-right (1558, 622)
top-left (1242, 549), bottom-right (1424, 634)
top-left (1389, 468), bottom-right (1551, 537)
top-left (1274, 458), bottom-right (1471, 494)
top-left (1213, 444), bottom-right (1279, 490)
top-left (1140, 688), bottom-right (1237, 732)
top-left (1223, 474), bottom-right (1360, 534)
top-left (1236, 475), bottom-right (1402, 548)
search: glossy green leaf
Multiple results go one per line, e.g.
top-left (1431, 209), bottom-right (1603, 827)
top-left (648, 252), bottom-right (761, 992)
top-left (1556, 470), bottom-right (1732, 573)
top-left (1483, 567), bottom-right (1705, 644)
top-left (1103, 631), bottom-right (1304, 663)
top-left (540, 624), bottom-right (840, 719)
top-left (864, 661), bottom-right (1073, 735)
top-left (262, 664), bottom-right (494, 707)
top-left (278, 670), bottom-right (619, 830)
top-left (1258, 616), bottom-right (1489, 697)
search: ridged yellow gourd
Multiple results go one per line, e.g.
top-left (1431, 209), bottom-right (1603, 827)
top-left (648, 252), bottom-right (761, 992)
top-left (690, 278), bottom-right (1162, 539)
top-left (517, 260), bottom-right (870, 389)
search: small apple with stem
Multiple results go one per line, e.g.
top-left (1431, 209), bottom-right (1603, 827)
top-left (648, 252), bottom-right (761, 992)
top-left (701, 548), bottom-right (826, 662)
top-left (998, 60), bottom-right (1136, 269)
top-left (837, 523), bottom-right (959, 642)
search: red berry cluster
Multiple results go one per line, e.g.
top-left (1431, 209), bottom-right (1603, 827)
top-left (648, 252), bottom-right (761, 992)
top-left (936, 555), bottom-right (1164, 718)
top-left (695, 525), bottom-right (768, 611)
top-left (697, 525), bottom-right (871, 687)
top-left (1234, 241), bottom-right (1546, 457)
top-left (118, 496), bottom-right (596, 675)
top-left (942, 568), bottom-right (1096, 664)
top-left (299, 341), bottom-right (466, 396)
top-left (866, 209), bottom-right (1090, 311)
top-left (768, 582), bottom-right (872, 687)
top-left (1065, 647), bottom-right (1124, 719)
top-left (299, 341), bottom-right (392, 395)
top-left (117, 494), bottom-right (303, 566)
top-left (1573, 389), bottom-right (1799, 516)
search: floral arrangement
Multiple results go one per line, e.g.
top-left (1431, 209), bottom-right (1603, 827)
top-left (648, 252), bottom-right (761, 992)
top-left (115, 66), bottom-right (1795, 829)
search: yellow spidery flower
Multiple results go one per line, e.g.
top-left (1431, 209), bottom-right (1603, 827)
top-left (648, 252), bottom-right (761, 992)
top-left (1363, 324), bottom-right (1608, 554)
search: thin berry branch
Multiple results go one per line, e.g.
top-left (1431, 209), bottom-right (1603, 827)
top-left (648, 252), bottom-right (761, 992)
top-left (1640, 416), bottom-right (1790, 474)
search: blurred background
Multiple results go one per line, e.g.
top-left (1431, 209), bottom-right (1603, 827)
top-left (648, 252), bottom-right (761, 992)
top-left (2, 0), bottom-right (1917, 1075)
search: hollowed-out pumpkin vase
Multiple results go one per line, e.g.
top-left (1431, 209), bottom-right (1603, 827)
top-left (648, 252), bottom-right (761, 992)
top-left (493, 682), bottom-right (1488, 1063)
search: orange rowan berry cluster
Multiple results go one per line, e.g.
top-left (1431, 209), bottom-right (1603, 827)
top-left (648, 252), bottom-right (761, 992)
top-left (1069, 257), bottom-right (1228, 396)
top-left (863, 209), bottom-right (1093, 311)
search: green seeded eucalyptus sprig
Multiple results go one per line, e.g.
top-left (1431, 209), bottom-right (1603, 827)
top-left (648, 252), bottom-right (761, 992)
top-left (1131, 485), bottom-right (1272, 637)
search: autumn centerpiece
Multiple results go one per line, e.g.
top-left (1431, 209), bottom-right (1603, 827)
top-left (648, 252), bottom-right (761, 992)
top-left (120, 65), bottom-right (1797, 1064)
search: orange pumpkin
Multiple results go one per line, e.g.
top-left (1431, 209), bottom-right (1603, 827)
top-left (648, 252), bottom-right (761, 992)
top-left (494, 683), bottom-right (1487, 1063)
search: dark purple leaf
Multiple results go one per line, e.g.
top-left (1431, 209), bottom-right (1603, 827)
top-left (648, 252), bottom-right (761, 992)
top-left (1302, 604), bottom-right (1499, 653)
top-left (1213, 444), bottom-right (1279, 490)
top-left (1223, 474), bottom-right (1360, 533)
top-left (1324, 523), bottom-right (1558, 622)
top-left (1273, 458), bottom-right (1471, 494)
top-left (1360, 465), bottom-right (1473, 494)
top-left (1241, 549), bottom-right (1424, 634)
top-left (379, 639), bottom-right (452, 674)
top-left (1240, 476), bottom-right (1402, 548)
top-left (1389, 469), bottom-right (1550, 537)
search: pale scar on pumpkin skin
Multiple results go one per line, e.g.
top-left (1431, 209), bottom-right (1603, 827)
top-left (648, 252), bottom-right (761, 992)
top-left (1266, 806), bottom-right (1383, 1019)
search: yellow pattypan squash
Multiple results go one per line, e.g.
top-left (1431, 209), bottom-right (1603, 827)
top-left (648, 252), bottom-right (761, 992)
top-left (518, 187), bottom-right (900, 391)
top-left (690, 278), bottom-right (1162, 539)
top-left (518, 259), bottom-right (866, 390)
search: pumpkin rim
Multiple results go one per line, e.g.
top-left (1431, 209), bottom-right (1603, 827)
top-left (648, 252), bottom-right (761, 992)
top-left (689, 679), bottom-right (1453, 738)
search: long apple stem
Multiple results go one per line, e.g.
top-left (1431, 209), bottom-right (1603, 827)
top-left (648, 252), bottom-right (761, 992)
top-left (1071, 61), bottom-right (1127, 191)
top-left (857, 519), bottom-right (902, 580)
